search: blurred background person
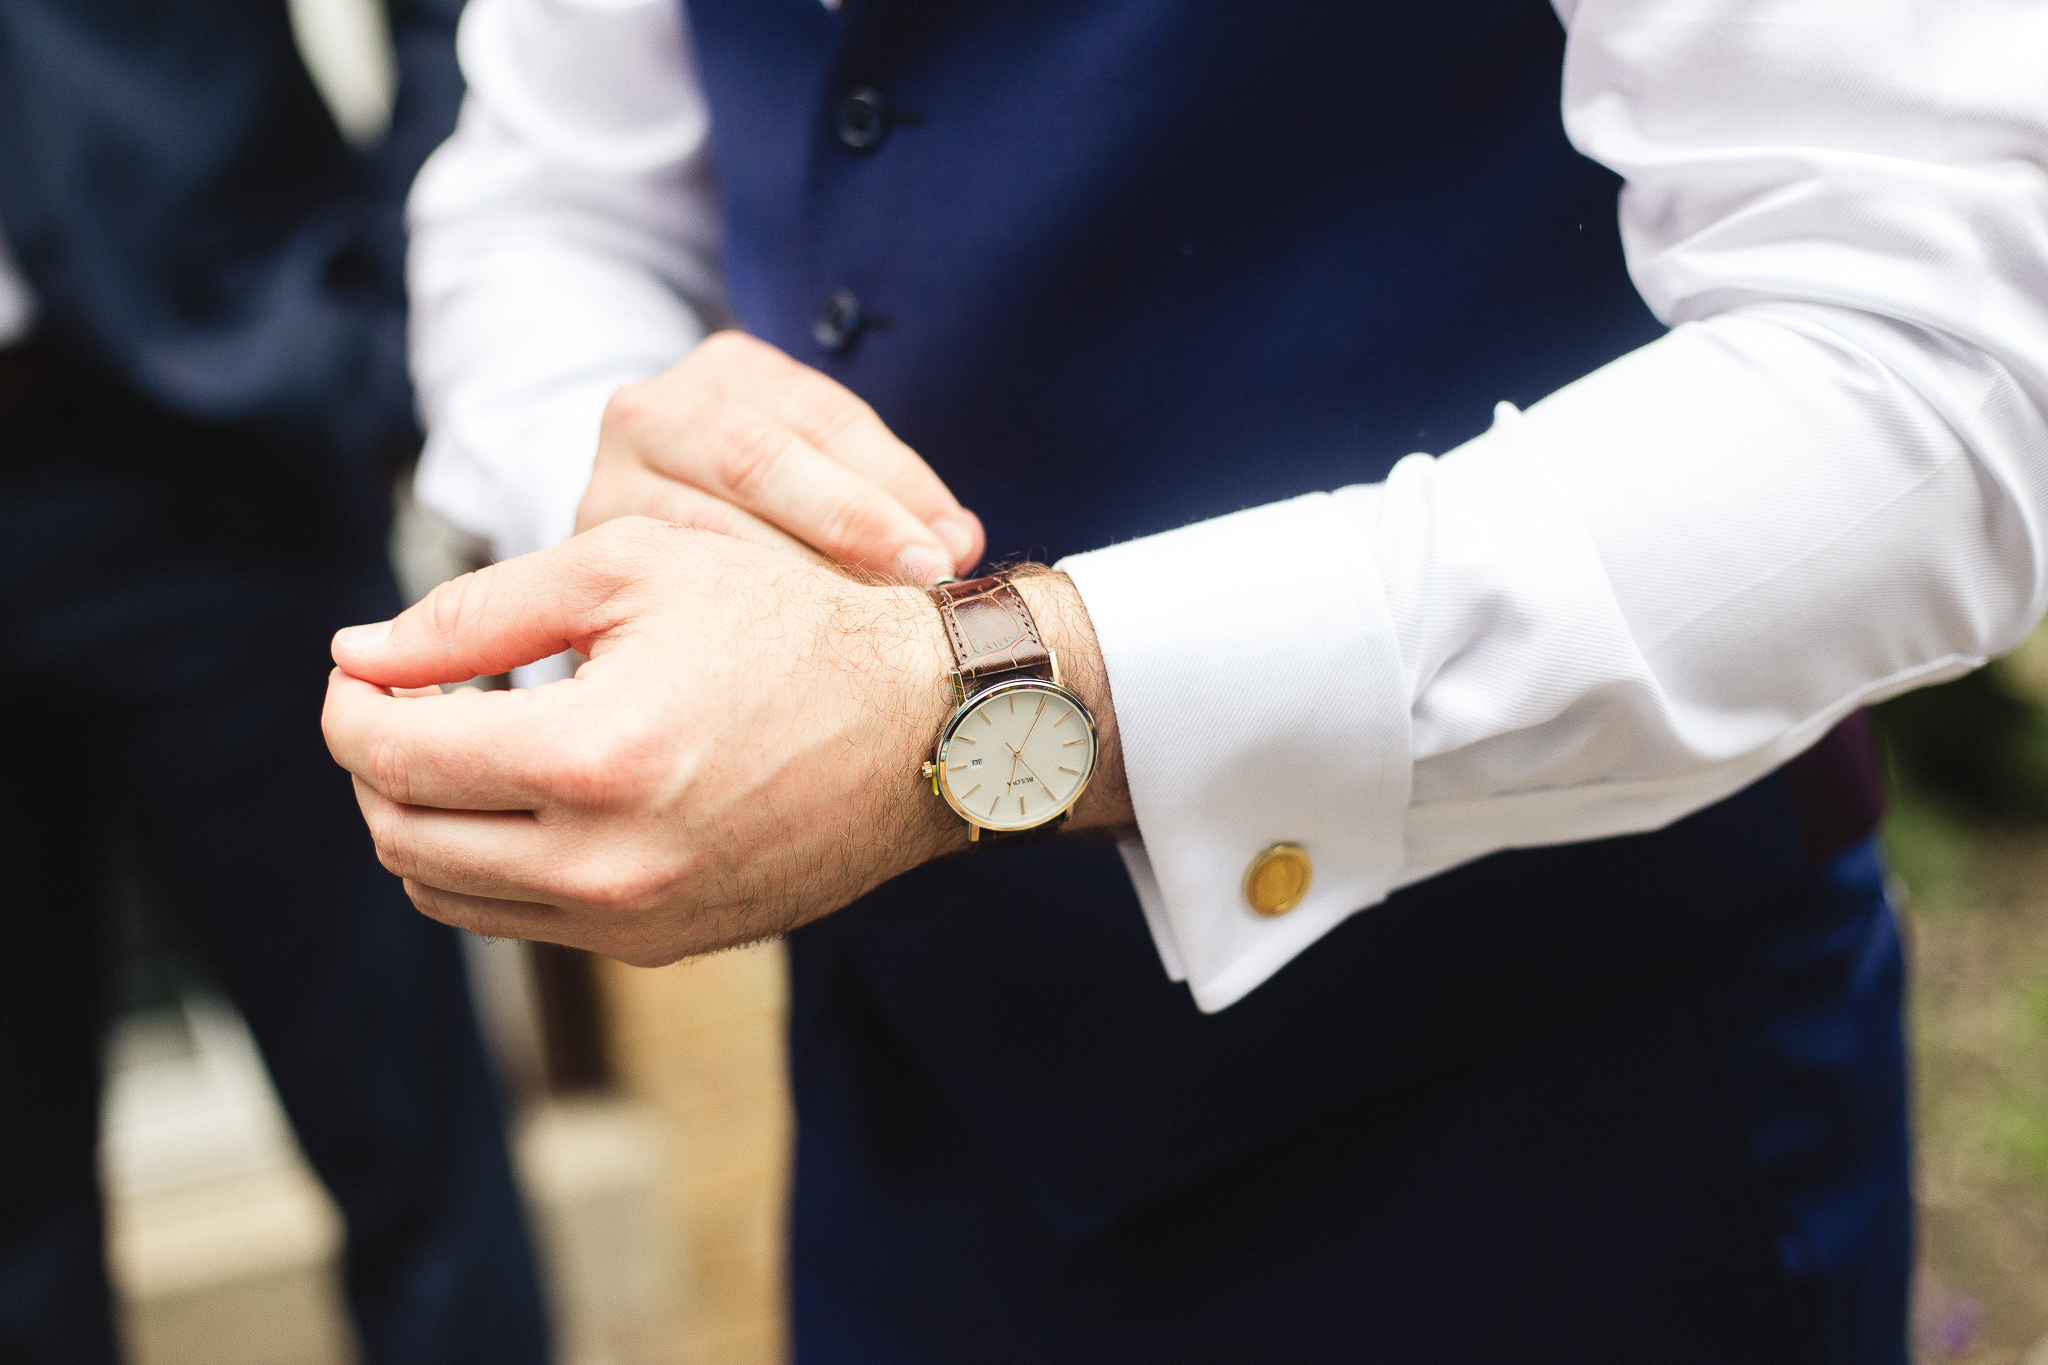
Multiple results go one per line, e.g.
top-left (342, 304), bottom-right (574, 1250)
top-left (0, 0), bottom-right (550, 1361)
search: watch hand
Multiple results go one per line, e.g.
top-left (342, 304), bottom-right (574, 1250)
top-left (1007, 746), bottom-right (1061, 803)
top-left (1014, 694), bottom-right (1048, 753)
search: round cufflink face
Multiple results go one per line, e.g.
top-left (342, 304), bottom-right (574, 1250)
top-left (1244, 843), bottom-right (1313, 917)
top-left (935, 679), bottom-right (1096, 832)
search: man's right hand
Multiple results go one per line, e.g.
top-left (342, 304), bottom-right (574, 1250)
top-left (576, 331), bottom-right (985, 583)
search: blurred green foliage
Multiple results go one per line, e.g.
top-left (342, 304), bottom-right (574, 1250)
top-left (1882, 621), bottom-right (2048, 1187)
top-left (1877, 621), bottom-right (2048, 822)
top-left (1879, 763), bottom-right (1975, 911)
top-left (1879, 620), bottom-right (2048, 1188)
top-left (1987, 1097), bottom-right (2048, 1189)
top-left (1984, 968), bottom-right (2048, 1189)
top-left (1878, 619), bottom-right (2048, 1355)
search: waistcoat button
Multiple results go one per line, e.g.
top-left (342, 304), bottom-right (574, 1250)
top-left (813, 289), bottom-right (864, 354)
top-left (836, 87), bottom-right (888, 151)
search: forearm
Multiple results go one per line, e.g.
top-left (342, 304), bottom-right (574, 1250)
top-left (408, 194), bottom-right (712, 559)
top-left (1004, 568), bottom-right (1135, 838)
top-left (406, 0), bottom-right (725, 559)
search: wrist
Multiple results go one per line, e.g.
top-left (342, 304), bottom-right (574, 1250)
top-left (870, 583), bottom-right (978, 862)
top-left (876, 566), bottom-right (1132, 865)
top-left (1002, 567), bottom-right (1133, 837)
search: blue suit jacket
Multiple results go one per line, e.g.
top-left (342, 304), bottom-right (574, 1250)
top-left (0, 0), bottom-right (462, 470)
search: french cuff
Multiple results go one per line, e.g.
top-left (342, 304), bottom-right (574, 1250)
top-left (1059, 491), bottom-right (1412, 1014)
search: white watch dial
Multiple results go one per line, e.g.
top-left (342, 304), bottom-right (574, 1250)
top-left (937, 682), bottom-right (1095, 831)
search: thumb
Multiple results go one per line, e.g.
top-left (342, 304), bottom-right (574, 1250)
top-left (334, 521), bottom-right (654, 688)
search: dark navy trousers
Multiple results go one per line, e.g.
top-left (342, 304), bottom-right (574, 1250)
top-left (790, 839), bottom-right (1910, 1363)
top-left (0, 355), bottom-right (549, 1364)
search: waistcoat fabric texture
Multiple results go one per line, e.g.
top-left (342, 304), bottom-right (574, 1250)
top-left (0, 0), bottom-right (464, 471)
top-left (685, 1), bottom-right (1910, 1359)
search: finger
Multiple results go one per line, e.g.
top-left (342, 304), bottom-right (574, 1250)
top-left (330, 518), bottom-right (672, 689)
top-left (696, 333), bottom-right (986, 570)
top-left (325, 669), bottom-right (565, 810)
top-left (402, 878), bottom-right (564, 942)
top-left (402, 880), bottom-right (680, 967)
top-left (352, 777), bottom-right (568, 897)
top-left (630, 391), bottom-right (952, 582)
top-left (579, 465), bottom-right (828, 564)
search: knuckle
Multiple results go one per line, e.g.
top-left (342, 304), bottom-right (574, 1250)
top-left (373, 840), bottom-right (408, 880)
top-left (617, 936), bottom-right (683, 971)
top-left (817, 489), bottom-right (900, 562)
top-left (563, 853), bottom-right (669, 916)
top-left (548, 720), bottom-right (664, 809)
top-left (695, 329), bottom-right (759, 367)
top-left (712, 414), bottom-right (793, 501)
top-left (547, 749), bottom-right (615, 808)
top-left (779, 372), bottom-right (869, 446)
top-left (370, 824), bottom-right (414, 880)
top-left (421, 570), bottom-right (489, 648)
top-left (599, 381), bottom-right (654, 437)
top-left (404, 880), bottom-right (472, 932)
top-left (580, 515), bottom-right (669, 581)
top-left (365, 733), bottom-right (415, 805)
top-left (589, 512), bottom-right (663, 553)
top-left (364, 814), bottom-right (422, 882)
top-left (404, 879), bottom-right (442, 918)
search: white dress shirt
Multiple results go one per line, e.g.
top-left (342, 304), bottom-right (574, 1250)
top-left (409, 0), bottom-right (2048, 1012)
top-left (0, 231), bottom-right (35, 346)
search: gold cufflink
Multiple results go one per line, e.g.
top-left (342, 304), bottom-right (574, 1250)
top-left (1244, 843), bottom-right (1312, 917)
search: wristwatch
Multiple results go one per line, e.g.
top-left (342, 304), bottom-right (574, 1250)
top-left (920, 574), bottom-right (1098, 844)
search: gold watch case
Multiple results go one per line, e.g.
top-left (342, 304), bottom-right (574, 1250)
top-left (925, 677), bottom-right (1098, 835)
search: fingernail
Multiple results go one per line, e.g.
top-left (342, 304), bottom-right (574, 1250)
top-left (334, 620), bottom-right (393, 654)
top-left (928, 515), bottom-right (975, 564)
top-left (896, 545), bottom-right (954, 586)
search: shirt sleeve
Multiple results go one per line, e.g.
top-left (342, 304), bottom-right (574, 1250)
top-left (405, 0), bottom-right (726, 563)
top-left (1062, 0), bottom-right (2048, 1010)
top-left (0, 228), bottom-right (35, 346)
top-left (408, 0), bottom-right (2048, 1016)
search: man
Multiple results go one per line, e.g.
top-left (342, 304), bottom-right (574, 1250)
top-left (0, 1), bottom-right (548, 1360)
top-left (327, 0), bottom-right (2048, 1357)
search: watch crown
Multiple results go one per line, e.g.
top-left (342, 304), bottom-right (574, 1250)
top-left (920, 761), bottom-right (936, 779)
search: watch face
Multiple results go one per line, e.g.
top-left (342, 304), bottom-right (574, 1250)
top-left (936, 680), bottom-right (1097, 831)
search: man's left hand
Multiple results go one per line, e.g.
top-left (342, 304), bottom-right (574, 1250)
top-left (324, 517), bottom-right (966, 963)
top-left (321, 517), bottom-right (1127, 964)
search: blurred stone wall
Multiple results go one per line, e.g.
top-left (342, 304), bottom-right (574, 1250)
top-left (598, 946), bottom-right (792, 1365)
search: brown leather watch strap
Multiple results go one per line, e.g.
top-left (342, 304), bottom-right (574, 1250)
top-left (929, 574), bottom-right (1070, 849)
top-left (931, 575), bottom-right (1055, 691)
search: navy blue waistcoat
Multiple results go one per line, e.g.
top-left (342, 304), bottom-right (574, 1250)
top-left (0, 0), bottom-right (463, 470)
top-left (687, 1), bottom-right (1909, 1357)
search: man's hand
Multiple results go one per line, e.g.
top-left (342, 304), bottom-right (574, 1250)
top-left (578, 331), bottom-right (985, 583)
top-left (322, 519), bottom-right (1127, 966)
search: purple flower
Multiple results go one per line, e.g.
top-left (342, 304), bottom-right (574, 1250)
top-left (1935, 1296), bottom-right (1983, 1356)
